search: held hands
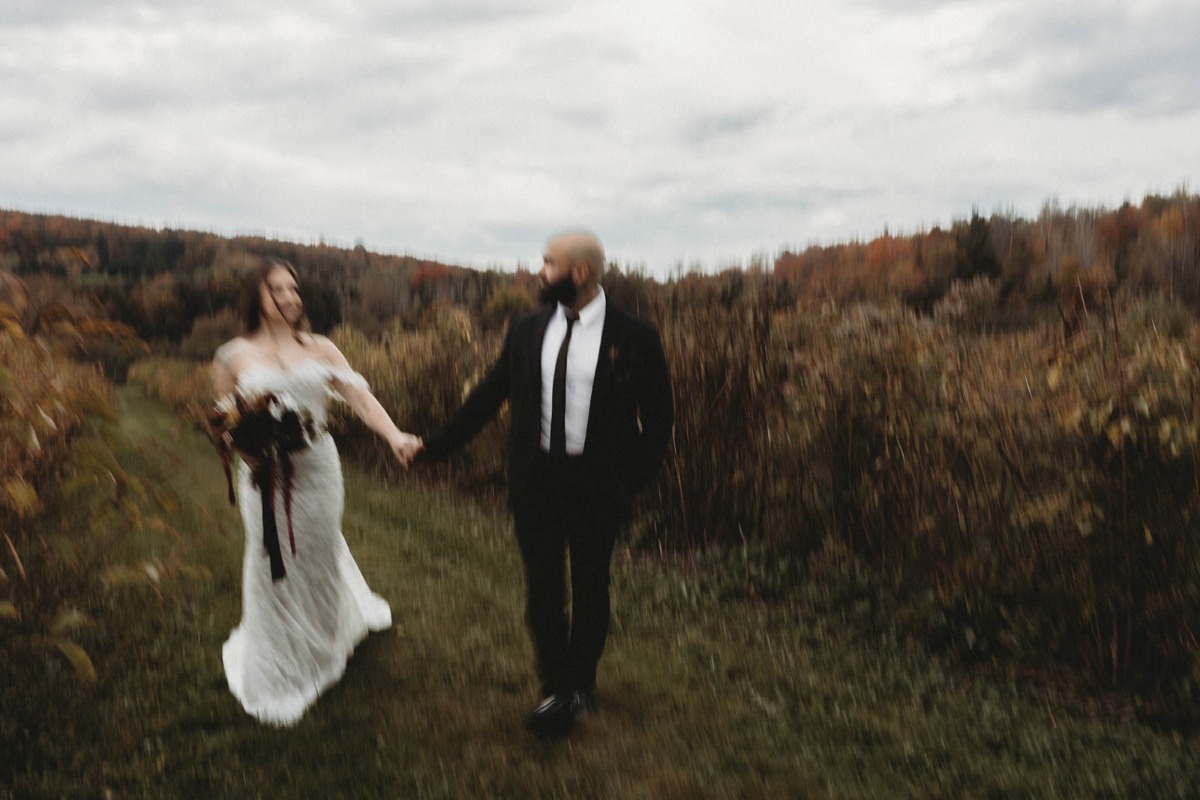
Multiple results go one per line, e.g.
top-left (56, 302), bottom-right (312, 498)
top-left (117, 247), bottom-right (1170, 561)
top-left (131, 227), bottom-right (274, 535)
top-left (390, 431), bottom-right (424, 468)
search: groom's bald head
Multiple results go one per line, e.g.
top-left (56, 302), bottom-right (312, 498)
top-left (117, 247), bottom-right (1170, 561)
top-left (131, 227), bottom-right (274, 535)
top-left (547, 230), bottom-right (605, 286)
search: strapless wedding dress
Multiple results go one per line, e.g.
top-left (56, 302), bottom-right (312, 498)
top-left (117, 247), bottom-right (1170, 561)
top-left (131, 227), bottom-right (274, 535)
top-left (219, 357), bottom-right (391, 726)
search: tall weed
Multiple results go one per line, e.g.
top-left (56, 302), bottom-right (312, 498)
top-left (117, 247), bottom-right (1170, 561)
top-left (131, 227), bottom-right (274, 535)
top-left (776, 290), bottom-right (1200, 699)
top-left (646, 286), bottom-right (777, 551)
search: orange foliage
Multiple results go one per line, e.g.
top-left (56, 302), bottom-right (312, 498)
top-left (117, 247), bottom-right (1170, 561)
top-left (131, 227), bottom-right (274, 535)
top-left (1096, 203), bottom-right (1139, 257)
top-left (408, 263), bottom-right (451, 290)
top-left (866, 234), bottom-right (913, 271)
top-left (1152, 207), bottom-right (1186, 241)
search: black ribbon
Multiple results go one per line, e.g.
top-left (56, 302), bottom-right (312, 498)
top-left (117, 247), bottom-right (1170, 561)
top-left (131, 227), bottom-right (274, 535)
top-left (252, 462), bottom-right (286, 581)
top-left (214, 400), bottom-right (311, 583)
top-left (250, 452), bottom-right (298, 583)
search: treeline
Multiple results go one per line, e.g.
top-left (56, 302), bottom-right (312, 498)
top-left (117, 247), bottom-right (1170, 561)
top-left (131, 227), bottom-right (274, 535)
top-left (774, 191), bottom-right (1200, 314)
top-left (0, 210), bottom-right (529, 356)
top-left (4, 188), bottom-right (1199, 360)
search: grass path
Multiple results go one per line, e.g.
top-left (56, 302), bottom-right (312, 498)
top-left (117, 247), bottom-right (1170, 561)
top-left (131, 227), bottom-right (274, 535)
top-left (7, 386), bottom-right (1199, 798)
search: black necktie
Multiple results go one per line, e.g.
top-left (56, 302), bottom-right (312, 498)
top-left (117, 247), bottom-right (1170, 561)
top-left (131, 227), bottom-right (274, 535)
top-left (550, 309), bottom-right (580, 458)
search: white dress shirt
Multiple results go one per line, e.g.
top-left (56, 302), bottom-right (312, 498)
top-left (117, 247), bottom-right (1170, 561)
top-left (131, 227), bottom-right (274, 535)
top-left (540, 289), bottom-right (605, 455)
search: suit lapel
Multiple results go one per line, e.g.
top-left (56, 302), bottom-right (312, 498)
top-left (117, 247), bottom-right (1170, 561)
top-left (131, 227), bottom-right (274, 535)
top-left (527, 306), bottom-right (554, 398)
top-left (583, 306), bottom-right (620, 449)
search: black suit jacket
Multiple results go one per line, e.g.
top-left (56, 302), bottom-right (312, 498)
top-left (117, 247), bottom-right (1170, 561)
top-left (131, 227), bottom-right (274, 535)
top-left (423, 301), bottom-right (674, 511)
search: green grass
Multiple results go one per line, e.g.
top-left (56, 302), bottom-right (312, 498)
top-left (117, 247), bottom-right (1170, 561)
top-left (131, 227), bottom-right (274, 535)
top-left (4, 386), bottom-right (1199, 798)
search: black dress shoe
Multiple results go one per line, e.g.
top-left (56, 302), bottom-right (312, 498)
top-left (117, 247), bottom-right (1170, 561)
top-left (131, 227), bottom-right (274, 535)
top-left (523, 694), bottom-right (573, 739)
top-left (570, 690), bottom-right (596, 718)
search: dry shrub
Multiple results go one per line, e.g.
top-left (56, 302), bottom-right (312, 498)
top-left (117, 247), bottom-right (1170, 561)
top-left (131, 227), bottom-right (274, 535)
top-left (1, 330), bottom-right (109, 528)
top-left (640, 285), bottom-right (777, 552)
top-left (2, 285), bottom-right (176, 685)
top-left (1051, 300), bottom-right (1200, 690)
top-left (179, 309), bottom-right (241, 361)
top-left (780, 303), bottom-right (946, 570)
top-left (776, 293), bottom-right (1200, 695)
top-left (127, 357), bottom-right (214, 430)
top-left (779, 301), bottom-right (1084, 658)
top-left (933, 276), bottom-right (1000, 333)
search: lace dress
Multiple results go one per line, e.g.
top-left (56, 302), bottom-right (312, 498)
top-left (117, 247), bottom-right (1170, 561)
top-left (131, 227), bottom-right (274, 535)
top-left (217, 353), bottom-right (392, 726)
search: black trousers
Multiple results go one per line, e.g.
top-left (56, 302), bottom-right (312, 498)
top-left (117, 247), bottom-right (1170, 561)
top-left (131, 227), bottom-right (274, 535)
top-left (512, 455), bottom-right (621, 697)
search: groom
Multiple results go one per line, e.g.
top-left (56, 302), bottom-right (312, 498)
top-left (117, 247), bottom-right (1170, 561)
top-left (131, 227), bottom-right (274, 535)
top-left (421, 230), bottom-right (674, 739)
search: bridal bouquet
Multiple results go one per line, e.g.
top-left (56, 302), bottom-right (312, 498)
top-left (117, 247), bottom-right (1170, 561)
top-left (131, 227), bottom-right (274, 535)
top-left (208, 392), bottom-right (318, 581)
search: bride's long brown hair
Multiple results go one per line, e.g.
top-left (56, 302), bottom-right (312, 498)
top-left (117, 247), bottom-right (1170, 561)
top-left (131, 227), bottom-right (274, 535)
top-left (241, 256), bottom-right (311, 341)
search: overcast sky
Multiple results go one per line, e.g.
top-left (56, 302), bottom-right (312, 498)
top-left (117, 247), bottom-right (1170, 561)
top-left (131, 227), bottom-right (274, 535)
top-left (1, 1), bottom-right (1196, 277)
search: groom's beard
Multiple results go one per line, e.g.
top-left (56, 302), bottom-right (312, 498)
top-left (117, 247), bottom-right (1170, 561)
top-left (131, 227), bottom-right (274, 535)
top-left (538, 274), bottom-right (578, 307)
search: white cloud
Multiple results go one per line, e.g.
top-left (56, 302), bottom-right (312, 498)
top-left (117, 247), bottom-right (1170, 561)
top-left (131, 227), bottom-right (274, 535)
top-left (0, 0), bottom-right (1196, 275)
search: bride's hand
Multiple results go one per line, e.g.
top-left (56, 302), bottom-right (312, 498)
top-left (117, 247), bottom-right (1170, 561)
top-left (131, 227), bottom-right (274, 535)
top-left (390, 432), bottom-right (423, 468)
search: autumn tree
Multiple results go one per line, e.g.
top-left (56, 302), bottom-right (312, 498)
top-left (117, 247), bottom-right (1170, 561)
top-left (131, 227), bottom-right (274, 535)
top-left (954, 211), bottom-right (1000, 282)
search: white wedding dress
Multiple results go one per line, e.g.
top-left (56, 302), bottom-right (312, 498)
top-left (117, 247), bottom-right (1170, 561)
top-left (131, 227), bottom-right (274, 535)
top-left (219, 356), bottom-right (392, 727)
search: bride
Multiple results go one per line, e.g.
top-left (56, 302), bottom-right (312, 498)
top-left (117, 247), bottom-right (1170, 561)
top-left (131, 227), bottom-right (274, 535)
top-left (211, 256), bottom-right (420, 726)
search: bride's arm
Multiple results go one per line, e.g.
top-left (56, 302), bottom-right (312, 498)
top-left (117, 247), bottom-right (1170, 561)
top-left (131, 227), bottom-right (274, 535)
top-left (315, 337), bottom-right (422, 466)
top-left (211, 342), bottom-right (265, 471)
top-left (212, 351), bottom-right (235, 399)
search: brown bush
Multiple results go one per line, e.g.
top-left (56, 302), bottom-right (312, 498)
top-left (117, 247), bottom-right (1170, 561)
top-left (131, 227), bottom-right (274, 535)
top-left (643, 284), bottom-right (778, 552)
top-left (775, 294), bottom-right (1200, 694)
top-left (1, 279), bottom-right (114, 529)
top-left (127, 356), bottom-right (214, 431)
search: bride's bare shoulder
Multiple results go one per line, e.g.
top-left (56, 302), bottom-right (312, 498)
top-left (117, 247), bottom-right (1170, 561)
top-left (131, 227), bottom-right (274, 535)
top-left (304, 332), bottom-right (331, 347)
top-left (305, 334), bottom-right (359, 374)
top-left (214, 336), bottom-right (253, 366)
top-left (306, 333), bottom-right (341, 359)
